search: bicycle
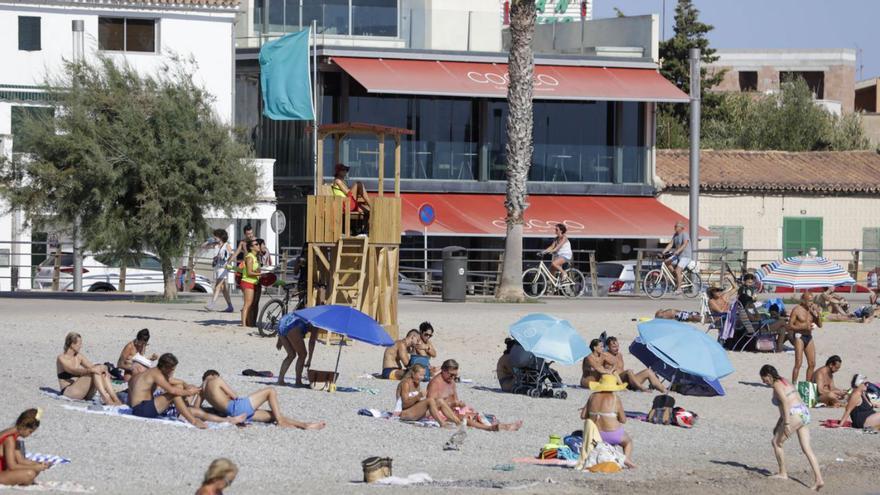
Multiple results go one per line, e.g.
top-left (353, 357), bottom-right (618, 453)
top-left (705, 258), bottom-right (740, 290)
top-left (522, 253), bottom-right (586, 299)
top-left (642, 253), bottom-right (703, 299)
top-left (257, 282), bottom-right (304, 337)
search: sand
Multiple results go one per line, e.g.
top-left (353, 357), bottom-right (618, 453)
top-left (0, 294), bottom-right (878, 494)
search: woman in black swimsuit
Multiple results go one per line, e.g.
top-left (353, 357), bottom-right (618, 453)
top-left (839, 374), bottom-right (880, 429)
top-left (56, 332), bottom-right (122, 405)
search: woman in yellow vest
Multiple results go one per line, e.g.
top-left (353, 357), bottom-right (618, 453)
top-left (240, 239), bottom-right (261, 327)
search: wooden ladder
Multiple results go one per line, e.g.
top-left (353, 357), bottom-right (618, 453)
top-left (319, 236), bottom-right (369, 345)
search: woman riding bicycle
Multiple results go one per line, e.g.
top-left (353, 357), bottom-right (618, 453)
top-left (541, 224), bottom-right (572, 279)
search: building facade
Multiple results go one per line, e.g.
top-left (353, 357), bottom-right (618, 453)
top-left (708, 48), bottom-right (857, 114)
top-left (0, 0), bottom-right (276, 291)
top-left (237, 9), bottom-right (698, 266)
top-left (657, 150), bottom-right (880, 277)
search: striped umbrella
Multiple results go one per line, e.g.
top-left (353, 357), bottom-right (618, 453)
top-left (756, 256), bottom-right (855, 289)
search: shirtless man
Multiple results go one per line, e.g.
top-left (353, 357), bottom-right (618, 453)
top-left (812, 355), bottom-right (846, 407)
top-left (381, 330), bottom-right (420, 380)
top-left (581, 339), bottom-right (616, 388)
top-left (198, 371), bottom-right (325, 429)
top-left (117, 329), bottom-right (158, 382)
top-left (788, 292), bottom-right (822, 383)
top-left (127, 354), bottom-right (244, 429)
top-left (395, 364), bottom-right (460, 428)
top-left (427, 359), bottom-right (522, 431)
top-left (604, 337), bottom-right (667, 393)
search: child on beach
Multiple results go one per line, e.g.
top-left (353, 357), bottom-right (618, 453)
top-left (196, 458), bottom-right (237, 495)
top-left (0, 409), bottom-right (50, 486)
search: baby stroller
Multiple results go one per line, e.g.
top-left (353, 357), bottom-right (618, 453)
top-left (508, 342), bottom-right (567, 399)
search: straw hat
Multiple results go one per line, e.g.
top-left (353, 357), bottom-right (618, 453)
top-left (589, 374), bottom-right (627, 392)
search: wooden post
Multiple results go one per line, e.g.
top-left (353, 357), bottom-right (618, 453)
top-left (316, 137), bottom-right (325, 192)
top-left (741, 249), bottom-right (749, 275)
top-left (394, 135), bottom-right (401, 197)
top-left (851, 250), bottom-right (860, 294)
top-left (333, 133), bottom-right (341, 167)
top-left (51, 241), bottom-right (61, 291)
top-left (377, 133), bottom-right (385, 195)
top-left (589, 251), bottom-right (598, 297)
top-left (634, 249), bottom-right (643, 294)
top-left (307, 244), bottom-right (316, 307)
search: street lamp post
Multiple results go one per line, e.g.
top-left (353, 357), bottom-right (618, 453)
top-left (72, 19), bottom-right (85, 292)
top-left (688, 48), bottom-right (701, 251)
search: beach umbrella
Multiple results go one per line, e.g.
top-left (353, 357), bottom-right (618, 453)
top-left (291, 305), bottom-right (394, 388)
top-left (508, 313), bottom-right (590, 366)
top-left (635, 318), bottom-right (734, 382)
top-left (629, 339), bottom-right (725, 396)
top-left (756, 256), bottom-right (855, 290)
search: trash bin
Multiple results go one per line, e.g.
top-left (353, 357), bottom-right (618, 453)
top-left (442, 246), bottom-right (467, 302)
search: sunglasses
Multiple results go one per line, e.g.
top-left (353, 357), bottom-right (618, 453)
top-left (422, 332), bottom-right (433, 338)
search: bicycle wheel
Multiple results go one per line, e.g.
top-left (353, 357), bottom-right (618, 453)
top-left (561, 269), bottom-right (586, 298)
top-left (683, 271), bottom-right (702, 298)
top-left (257, 299), bottom-right (285, 337)
top-left (522, 268), bottom-right (548, 299)
top-left (643, 269), bottom-right (667, 299)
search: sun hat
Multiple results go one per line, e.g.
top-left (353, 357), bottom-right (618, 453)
top-left (589, 374), bottom-right (627, 392)
top-left (853, 374), bottom-right (868, 387)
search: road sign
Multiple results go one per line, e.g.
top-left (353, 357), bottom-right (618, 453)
top-left (270, 210), bottom-right (287, 234)
top-left (418, 203), bottom-right (436, 227)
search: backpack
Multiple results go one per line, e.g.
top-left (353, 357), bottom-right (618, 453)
top-left (797, 381), bottom-right (818, 408)
top-left (647, 394), bottom-right (676, 425)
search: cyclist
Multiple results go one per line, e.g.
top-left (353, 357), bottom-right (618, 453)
top-left (661, 222), bottom-right (692, 295)
top-left (541, 223), bottom-right (572, 280)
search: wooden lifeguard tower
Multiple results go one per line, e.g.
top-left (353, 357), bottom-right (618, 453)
top-left (304, 123), bottom-right (413, 340)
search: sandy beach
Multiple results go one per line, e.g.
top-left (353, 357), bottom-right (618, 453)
top-left (0, 294), bottom-right (878, 494)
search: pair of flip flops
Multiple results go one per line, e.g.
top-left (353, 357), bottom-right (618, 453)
top-left (242, 369), bottom-right (274, 378)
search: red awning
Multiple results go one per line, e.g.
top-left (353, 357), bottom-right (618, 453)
top-left (332, 57), bottom-right (688, 102)
top-left (400, 194), bottom-right (712, 239)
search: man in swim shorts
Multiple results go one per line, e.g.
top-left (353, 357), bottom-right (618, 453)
top-left (381, 330), bottom-right (420, 380)
top-left (198, 371), bottom-right (324, 429)
top-left (427, 359), bottom-right (522, 431)
top-left (127, 354), bottom-right (242, 429)
top-left (787, 292), bottom-right (822, 383)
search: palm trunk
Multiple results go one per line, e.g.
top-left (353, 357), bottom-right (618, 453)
top-left (161, 257), bottom-right (178, 300)
top-left (496, 0), bottom-right (536, 302)
top-left (119, 263), bottom-right (126, 292)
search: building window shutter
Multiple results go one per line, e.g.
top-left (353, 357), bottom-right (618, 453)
top-left (863, 228), bottom-right (880, 269)
top-left (18, 16), bottom-right (41, 51)
top-left (709, 225), bottom-right (744, 269)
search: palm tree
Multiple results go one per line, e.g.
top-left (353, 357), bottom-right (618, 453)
top-left (496, 0), bottom-right (536, 302)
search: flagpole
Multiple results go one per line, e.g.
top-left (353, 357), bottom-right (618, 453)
top-left (312, 20), bottom-right (319, 194)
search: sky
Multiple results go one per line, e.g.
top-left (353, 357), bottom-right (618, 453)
top-left (591, 0), bottom-right (879, 80)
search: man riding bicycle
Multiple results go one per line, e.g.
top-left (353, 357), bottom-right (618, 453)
top-left (662, 222), bottom-right (692, 295)
top-left (541, 223), bottom-right (572, 280)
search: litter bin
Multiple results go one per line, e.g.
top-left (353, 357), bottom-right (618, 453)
top-left (442, 246), bottom-right (467, 302)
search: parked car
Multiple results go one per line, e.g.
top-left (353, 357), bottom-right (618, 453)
top-left (593, 260), bottom-right (660, 296)
top-left (33, 252), bottom-right (211, 293)
top-left (398, 272), bottom-right (424, 296)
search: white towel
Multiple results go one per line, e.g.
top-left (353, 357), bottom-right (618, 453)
top-left (60, 404), bottom-right (232, 430)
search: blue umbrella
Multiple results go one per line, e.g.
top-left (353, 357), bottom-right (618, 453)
top-left (291, 305), bottom-right (394, 384)
top-left (636, 319), bottom-right (734, 381)
top-left (629, 339), bottom-right (725, 396)
top-left (508, 313), bottom-right (589, 366)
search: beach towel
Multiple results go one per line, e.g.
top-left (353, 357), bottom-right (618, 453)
top-left (821, 419), bottom-right (853, 428)
top-left (797, 381), bottom-right (819, 408)
top-left (575, 418), bottom-right (626, 471)
top-left (24, 453), bottom-right (70, 468)
top-left (60, 404), bottom-right (233, 430)
top-left (511, 458), bottom-right (577, 467)
top-left (356, 408), bottom-right (439, 427)
top-left (0, 481), bottom-right (94, 493)
top-left (373, 473), bottom-right (432, 486)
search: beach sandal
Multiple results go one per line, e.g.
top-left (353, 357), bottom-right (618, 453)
top-left (242, 369), bottom-right (274, 378)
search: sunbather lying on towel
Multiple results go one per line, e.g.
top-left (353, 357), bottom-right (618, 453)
top-left (381, 330), bottom-right (421, 380)
top-left (824, 305), bottom-right (877, 323)
top-left (654, 309), bottom-right (702, 322)
top-left (427, 359), bottom-right (522, 431)
top-left (198, 370), bottom-right (324, 429)
top-left (394, 364), bottom-right (461, 428)
top-left (128, 354), bottom-right (244, 429)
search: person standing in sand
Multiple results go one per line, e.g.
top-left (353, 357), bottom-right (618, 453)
top-left (427, 359), bottom-right (522, 431)
top-left (759, 365), bottom-right (823, 491)
top-left (788, 292), bottom-right (822, 383)
top-left (56, 332), bottom-right (123, 405)
top-left (198, 371), bottom-right (325, 429)
top-left (580, 339), bottom-right (616, 388)
top-left (196, 458), bottom-right (237, 495)
top-left (604, 337), bottom-right (667, 393)
top-left (812, 356), bottom-right (846, 407)
top-left (128, 354), bottom-right (245, 429)
top-left (395, 364), bottom-right (461, 428)
top-left (381, 330), bottom-right (420, 380)
top-left (582, 375), bottom-right (635, 468)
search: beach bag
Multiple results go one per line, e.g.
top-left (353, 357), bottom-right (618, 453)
top-left (308, 370), bottom-right (339, 391)
top-left (797, 381), bottom-right (818, 408)
top-left (564, 434), bottom-right (583, 454)
top-left (673, 407), bottom-right (698, 428)
top-left (583, 442), bottom-right (626, 470)
top-left (753, 334), bottom-right (776, 352)
top-left (647, 394), bottom-right (675, 425)
top-left (866, 382), bottom-right (880, 403)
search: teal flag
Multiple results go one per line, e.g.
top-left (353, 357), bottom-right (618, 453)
top-left (259, 30), bottom-right (315, 120)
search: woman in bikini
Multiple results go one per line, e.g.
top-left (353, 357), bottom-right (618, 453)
top-left (838, 374), bottom-right (880, 430)
top-left (394, 364), bottom-right (461, 428)
top-left (582, 374), bottom-right (634, 468)
top-left (239, 239), bottom-right (261, 328)
top-left (0, 409), bottom-right (49, 486)
top-left (277, 318), bottom-right (317, 387)
top-left (331, 163), bottom-right (371, 227)
top-left (56, 332), bottom-right (123, 405)
top-left (759, 365), bottom-right (823, 491)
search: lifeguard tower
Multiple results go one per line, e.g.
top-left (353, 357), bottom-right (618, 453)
top-left (305, 123), bottom-right (413, 340)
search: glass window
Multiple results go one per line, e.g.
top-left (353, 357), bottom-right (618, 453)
top-left (137, 256), bottom-right (163, 271)
top-left (352, 0), bottom-right (397, 37)
top-left (302, 0), bottom-right (349, 35)
top-left (98, 17), bottom-right (125, 51)
top-left (18, 16), bottom-right (41, 51)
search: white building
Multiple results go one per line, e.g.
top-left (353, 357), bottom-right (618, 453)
top-left (0, 0), bottom-right (278, 291)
